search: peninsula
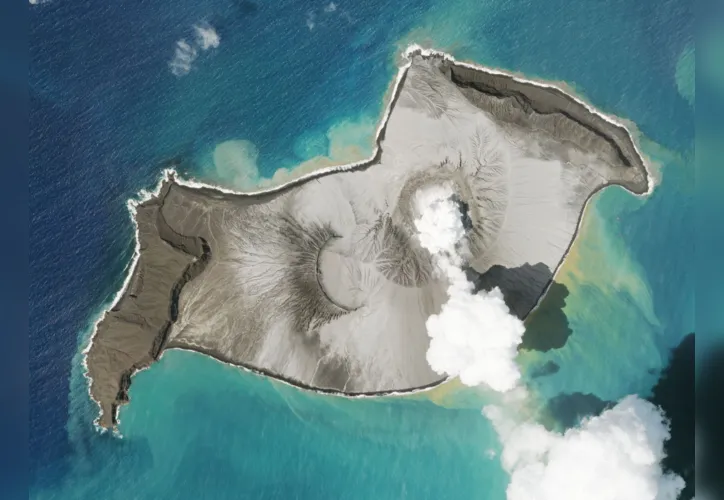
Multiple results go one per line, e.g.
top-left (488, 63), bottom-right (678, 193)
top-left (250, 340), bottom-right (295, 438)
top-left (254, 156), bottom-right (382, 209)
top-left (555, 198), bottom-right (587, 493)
top-left (86, 48), bottom-right (650, 429)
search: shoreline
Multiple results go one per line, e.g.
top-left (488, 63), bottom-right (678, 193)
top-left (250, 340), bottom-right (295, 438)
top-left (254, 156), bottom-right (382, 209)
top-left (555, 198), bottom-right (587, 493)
top-left (163, 341), bottom-right (450, 399)
top-left (81, 44), bottom-right (654, 431)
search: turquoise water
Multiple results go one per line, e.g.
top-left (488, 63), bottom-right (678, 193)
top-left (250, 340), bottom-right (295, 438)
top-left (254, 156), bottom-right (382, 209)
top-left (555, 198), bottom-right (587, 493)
top-left (48, 351), bottom-right (506, 500)
top-left (30, 0), bottom-right (694, 497)
top-left (520, 141), bottom-right (694, 403)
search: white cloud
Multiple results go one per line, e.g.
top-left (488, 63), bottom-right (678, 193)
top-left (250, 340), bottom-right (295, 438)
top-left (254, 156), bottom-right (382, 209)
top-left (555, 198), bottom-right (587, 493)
top-left (324, 2), bottom-right (338, 13)
top-left (306, 12), bottom-right (316, 30)
top-left (169, 22), bottom-right (220, 76)
top-left (168, 39), bottom-right (198, 77)
top-left (194, 23), bottom-right (221, 51)
top-left (484, 395), bottom-right (685, 500)
top-left (413, 183), bottom-right (525, 392)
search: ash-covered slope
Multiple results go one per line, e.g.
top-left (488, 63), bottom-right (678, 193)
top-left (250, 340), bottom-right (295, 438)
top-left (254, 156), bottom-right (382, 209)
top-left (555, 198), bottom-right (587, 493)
top-left (86, 50), bottom-right (649, 428)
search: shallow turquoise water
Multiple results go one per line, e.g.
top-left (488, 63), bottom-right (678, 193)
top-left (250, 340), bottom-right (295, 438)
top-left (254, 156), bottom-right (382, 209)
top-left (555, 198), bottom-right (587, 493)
top-left (41, 351), bottom-right (506, 500)
top-left (30, 0), bottom-right (694, 497)
top-left (521, 141), bottom-right (694, 403)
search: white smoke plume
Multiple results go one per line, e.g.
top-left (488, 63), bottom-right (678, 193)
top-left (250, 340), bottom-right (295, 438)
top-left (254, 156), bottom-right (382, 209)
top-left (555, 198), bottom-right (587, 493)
top-left (485, 395), bottom-right (685, 500)
top-left (413, 183), bottom-right (685, 498)
top-left (413, 183), bottom-right (525, 392)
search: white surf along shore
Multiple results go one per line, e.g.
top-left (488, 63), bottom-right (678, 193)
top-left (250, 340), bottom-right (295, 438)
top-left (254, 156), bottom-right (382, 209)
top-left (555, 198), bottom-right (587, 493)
top-left (81, 44), bottom-right (654, 431)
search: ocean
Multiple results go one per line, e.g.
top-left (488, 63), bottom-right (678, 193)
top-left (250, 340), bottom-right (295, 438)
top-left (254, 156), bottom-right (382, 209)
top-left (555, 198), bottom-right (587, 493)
top-left (29, 0), bottom-right (694, 498)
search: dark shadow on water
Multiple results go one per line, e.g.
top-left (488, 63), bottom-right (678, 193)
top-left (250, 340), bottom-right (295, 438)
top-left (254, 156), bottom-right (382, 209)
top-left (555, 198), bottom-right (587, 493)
top-left (232, 0), bottom-right (259, 16)
top-left (543, 392), bottom-right (612, 431)
top-left (530, 360), bottom-right (560, 379)
top-left (697, 335), bottom-right (724, 500)
top-left (521, 281), bottom-right (573, 352)
top-left (467, 262), bottom-right (552, 319)
top-left (543, 334), bottom-right (697, 498)
top-left (648, 333), bottom-right (695, 500)
top-left (466, 261), bottom-right (572, 352)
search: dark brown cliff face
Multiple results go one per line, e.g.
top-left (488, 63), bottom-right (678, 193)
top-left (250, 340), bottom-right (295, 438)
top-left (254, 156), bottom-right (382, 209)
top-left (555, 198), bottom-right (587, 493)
top-left (445, 61), bottom-right (649, 195)
top-left (86, 182), bottom-right (210, 428)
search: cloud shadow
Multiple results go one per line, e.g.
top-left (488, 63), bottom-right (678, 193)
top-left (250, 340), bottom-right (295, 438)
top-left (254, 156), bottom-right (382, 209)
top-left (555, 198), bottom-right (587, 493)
top-left (466, 261), bottom-right (573, 352)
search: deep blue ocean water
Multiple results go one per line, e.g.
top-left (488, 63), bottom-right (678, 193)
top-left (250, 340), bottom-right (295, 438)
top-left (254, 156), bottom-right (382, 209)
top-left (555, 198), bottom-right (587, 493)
top-left (29, 0), bottom-right (694, 498)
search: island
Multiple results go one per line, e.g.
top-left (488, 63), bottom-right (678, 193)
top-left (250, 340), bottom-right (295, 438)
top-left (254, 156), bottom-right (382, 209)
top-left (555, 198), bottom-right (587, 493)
top-left (85, 47), bottom-right (650, 429)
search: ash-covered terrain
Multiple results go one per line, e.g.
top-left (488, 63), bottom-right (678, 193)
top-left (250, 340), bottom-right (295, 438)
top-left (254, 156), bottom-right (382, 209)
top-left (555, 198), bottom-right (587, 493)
top-left (86, 50), bottom-right (649, 428)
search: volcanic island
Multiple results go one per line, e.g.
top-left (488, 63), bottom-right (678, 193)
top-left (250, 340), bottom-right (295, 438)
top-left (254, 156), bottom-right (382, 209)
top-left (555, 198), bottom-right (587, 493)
top-left (86, 48), bottom-right (650, 429)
